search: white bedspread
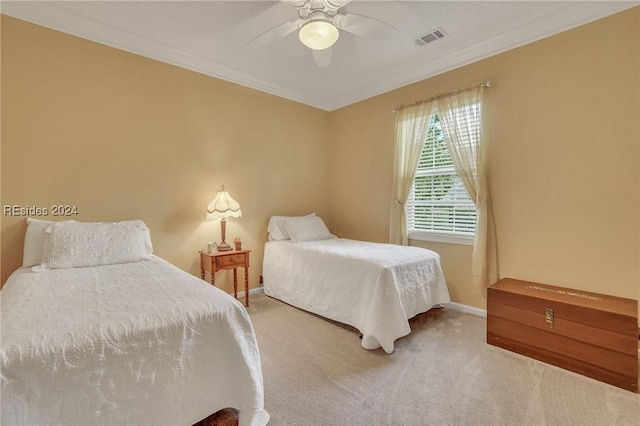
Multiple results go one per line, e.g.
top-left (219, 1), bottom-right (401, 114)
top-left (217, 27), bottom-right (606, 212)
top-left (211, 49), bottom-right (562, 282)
top-left (1, 256), bottom-right (269, 426)
top-left (263, 239), bottom-right (450, 353)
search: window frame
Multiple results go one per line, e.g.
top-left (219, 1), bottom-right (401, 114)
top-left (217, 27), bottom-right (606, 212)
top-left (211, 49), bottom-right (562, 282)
top-left (406, 113), bottom-right (477, 246)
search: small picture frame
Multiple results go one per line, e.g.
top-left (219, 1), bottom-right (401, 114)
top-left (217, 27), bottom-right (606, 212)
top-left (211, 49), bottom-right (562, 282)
top-left (207, 242), bottom-right (218, 253)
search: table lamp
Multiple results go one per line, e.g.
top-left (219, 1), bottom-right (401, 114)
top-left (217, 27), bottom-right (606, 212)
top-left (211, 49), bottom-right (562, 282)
top-left (207, 185), bottom-right (242, 251)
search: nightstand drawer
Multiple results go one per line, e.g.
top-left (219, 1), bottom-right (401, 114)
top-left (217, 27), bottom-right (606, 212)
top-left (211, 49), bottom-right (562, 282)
top-left (216, 254), bottom-right (246, 268)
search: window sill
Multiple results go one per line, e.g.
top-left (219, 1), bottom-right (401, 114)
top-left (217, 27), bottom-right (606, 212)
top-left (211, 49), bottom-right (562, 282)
top-left (408, 230), bottom-right (474, 246)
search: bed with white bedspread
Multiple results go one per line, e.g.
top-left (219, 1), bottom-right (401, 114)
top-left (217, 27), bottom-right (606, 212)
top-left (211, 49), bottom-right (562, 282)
top-left (1, 219), bottom-right (269, 426)
top-left (262, 214), bottom-right (451, 354)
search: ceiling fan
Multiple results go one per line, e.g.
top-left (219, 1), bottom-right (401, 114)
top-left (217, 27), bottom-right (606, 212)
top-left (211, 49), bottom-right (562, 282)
top-left (247, 0), bottom-right (398, 67)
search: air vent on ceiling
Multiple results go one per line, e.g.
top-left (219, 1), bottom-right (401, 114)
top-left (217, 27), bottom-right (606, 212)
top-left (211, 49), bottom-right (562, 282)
top-left (414, 28), bottom-right (447, 47)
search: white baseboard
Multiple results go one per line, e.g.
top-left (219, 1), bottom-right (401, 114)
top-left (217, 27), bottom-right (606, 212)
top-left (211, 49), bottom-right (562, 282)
top-left (249, 287), bottom-right (265, 296)
top-left (446, 301), bottom-right (487, 318)
top-left (236, 286), bottom-right (265, 299)
top-left (245, 286), bottom-right (485, 318)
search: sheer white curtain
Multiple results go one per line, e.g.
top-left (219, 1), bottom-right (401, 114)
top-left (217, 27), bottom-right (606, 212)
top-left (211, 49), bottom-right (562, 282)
top-left (435, 86), bottom-right (496, 288)
top-left (389, 101), bottom-right (436, 245)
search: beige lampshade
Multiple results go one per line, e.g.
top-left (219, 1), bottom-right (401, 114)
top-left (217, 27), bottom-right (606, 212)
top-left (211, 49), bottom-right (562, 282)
top-left (207, 186), bottom-right (242, 220)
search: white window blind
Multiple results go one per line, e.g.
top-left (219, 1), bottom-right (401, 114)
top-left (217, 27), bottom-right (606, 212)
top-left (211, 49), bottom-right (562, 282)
top-left (406, 114), bottom-right (477, 244)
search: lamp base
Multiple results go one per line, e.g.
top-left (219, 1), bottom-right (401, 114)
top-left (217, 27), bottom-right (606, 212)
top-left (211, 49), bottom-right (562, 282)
top-left (217, 241), bottom-right (232, 251)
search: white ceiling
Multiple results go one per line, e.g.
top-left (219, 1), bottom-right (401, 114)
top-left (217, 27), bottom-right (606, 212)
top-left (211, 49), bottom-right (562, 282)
top-left (2, 1), bottom-right (637, 111)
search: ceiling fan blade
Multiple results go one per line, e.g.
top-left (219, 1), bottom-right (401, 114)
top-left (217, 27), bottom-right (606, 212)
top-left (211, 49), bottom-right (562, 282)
top-left (312, 47), bottom-right (332, 68)
top-left (333, 13), bottom-right (398, 39)
top-left (247, 19), bottom-right (303, 48)
top-left (280, 0), bottom-right (308, 6)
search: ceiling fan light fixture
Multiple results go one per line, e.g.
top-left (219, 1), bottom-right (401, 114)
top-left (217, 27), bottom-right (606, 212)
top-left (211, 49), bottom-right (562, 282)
top-left (299, 20), bottom-right (339, 50)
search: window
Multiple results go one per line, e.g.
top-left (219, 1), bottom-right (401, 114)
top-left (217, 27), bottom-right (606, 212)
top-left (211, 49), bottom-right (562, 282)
top-left (406, 114), bottom-right (477, 245)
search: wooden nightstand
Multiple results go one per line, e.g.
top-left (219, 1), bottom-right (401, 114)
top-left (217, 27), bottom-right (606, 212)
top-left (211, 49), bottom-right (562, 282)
top-left (199, 249), bottom-right (251, 307)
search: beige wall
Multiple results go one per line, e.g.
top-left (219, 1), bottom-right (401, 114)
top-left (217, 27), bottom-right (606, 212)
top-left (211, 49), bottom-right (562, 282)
top-left (2, 8), bottom-right (639, 312)
top-left (0, 16), bottom-right (331, 291)
top-left (328, 7), bottom-right (640, 309)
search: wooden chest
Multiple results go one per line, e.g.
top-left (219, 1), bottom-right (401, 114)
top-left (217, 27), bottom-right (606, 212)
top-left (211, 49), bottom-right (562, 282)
top-left (487, 278), bottom-right (638, 392)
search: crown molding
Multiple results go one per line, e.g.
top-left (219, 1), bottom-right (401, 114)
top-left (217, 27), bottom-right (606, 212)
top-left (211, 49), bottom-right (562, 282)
top-left (2, 1), bottom-right (636, 112)
top-left (1, 1), bottom-right (327, 109)
top-left (323, 1), bottom-right (637, 111)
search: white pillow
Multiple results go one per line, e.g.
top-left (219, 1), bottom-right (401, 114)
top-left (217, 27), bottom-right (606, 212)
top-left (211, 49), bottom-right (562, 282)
top-left (23, 218), bottom-right (77, 267)
top-left (267, 213), bottom-right (315, 241)
top-left (41, 220), bottom-right (153, 269)
top-left (282, 215), bottom-right (335, 243)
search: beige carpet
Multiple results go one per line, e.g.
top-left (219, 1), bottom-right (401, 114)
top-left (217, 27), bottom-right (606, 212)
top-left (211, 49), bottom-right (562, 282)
top-left (246, 293), bottom-right (640, 426)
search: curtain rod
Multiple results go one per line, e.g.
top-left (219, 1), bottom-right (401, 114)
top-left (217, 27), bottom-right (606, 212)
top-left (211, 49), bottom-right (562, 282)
top-left (392, 81), bottom-right (492, 113)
